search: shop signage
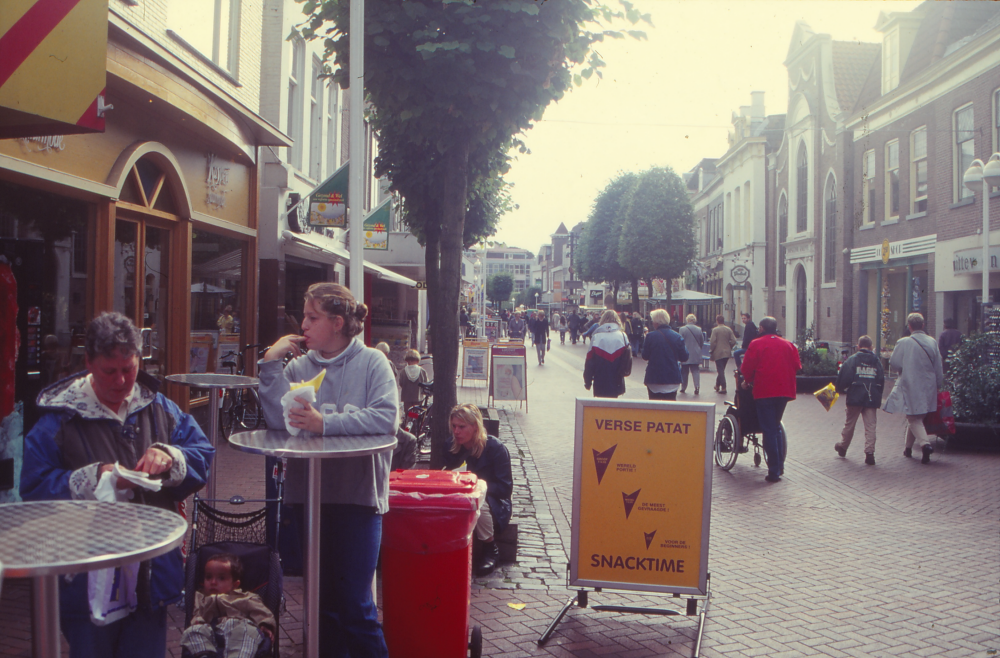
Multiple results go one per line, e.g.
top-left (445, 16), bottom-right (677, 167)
top-left (17, 135), bottom-right (65, 153)
top-left (206, 153), bottom-right (230, 209)
top-left (309, 162), bottom-right (348, 227)
top-left (461, 339), bottom-right (489, 381)
top-left (730, 264), bottom-right (750, 284)
top-left (849, 234), bottom-right (936, 265)
top-left (953, 246), bottom-right (1000, 273)
top-left (363, 199), bottom-right (389, 250)
top-left (414, 281), bottom-right (428, 290)
top-left (570, 398), bottom-right (714, 595)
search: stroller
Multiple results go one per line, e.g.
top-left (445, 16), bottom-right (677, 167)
top-left (182, 462), bottom-right (285, 657)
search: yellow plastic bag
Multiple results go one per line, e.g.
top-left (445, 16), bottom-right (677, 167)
top-left (813, 382), bottom-right (839, 411)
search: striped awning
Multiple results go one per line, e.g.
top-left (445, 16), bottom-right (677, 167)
top-left (0, 0), bottom-right (109, 138)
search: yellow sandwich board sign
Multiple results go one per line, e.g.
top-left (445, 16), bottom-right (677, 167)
top-left (570, 398), bottom-right (714, 595)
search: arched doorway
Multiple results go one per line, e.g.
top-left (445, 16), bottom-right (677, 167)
top-left (795, 265), bottom-right (808, 342)
top-left (113, 155), bottom-right (187, 381)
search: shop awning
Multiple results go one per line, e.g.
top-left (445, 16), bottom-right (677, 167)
top-left (648, 290), bottom-right (722, 305)
top-left (281, 230), bottom-right (415, 287)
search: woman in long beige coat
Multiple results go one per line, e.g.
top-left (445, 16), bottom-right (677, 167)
top-left (883, 313), bottom-right (944, 464)
top-left (709, 314), bottom-right (738, 393)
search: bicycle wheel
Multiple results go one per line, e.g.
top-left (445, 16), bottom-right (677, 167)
top-left (236, 389), bottom-right (264, 431)
top-left (219, 391), bottom-right (236, 438)
top-left (714, 415), bottom-right (740, 471)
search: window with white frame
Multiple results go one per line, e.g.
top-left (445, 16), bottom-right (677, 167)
top-left (911, 127), bottom-right (927, 213)
top-left (881, 29), bottom-right (899, 94)
top-left (955, 104), bottom-right (975, 201)
top-left (885, 140), bottom-right (899, 220)
top-left (824, 175), bottom-right (837, 283)
top-left (796, 144), bottom-right (808, 233)
top-left (778, 196), bottom-right (788, 287)
top-left (309, 58), bottom-right (324, 180)
top-left (287, 38), bottom-right (305, 171)
top-left (169, 0), bottom-right (242, 76)
top-left (862, 149), bottom-right (876, 225)
top-left (326, 84), bottom-right (339, 176)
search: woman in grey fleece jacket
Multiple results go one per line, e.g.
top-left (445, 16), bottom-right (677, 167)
top-left (259, 282), bottom-right (397, 657)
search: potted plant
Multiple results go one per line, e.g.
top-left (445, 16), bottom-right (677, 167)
top-left (795, 324), bottom-right (840, 393)
top-left (945, 331), bottom-right (1000, 449)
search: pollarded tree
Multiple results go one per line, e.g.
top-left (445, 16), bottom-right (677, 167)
top-left (617, 166), bottom-right (696, 307)
top-left (303, 0), bottom-right (649, 467)
top-left (486, 273), bottom-right (515, 309)
top-left (576, 172), bottom-right (638, 300)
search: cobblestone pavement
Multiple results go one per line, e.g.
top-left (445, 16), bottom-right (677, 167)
top-left (2, 336), bottom-right (998, 657)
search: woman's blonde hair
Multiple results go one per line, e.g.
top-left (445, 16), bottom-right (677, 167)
top-left (304, 283), bottom-right (368, 337)
top-left (599, 310), bottom-right (621, 326)
top-left (448, 403), bottom-right (487, 458)
top-left (685, 313), bottom-right (697, 324)
top-left (650, 309), bottom-right (671, 326)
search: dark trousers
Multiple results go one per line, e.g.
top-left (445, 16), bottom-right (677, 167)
top-left (61, 598), bottom-right (167, 658)
top-left (756, 397), bottom-right (789, 478)
top-left (715, 358), bottom-right (729, 390)
top-left (319, 504), bottom-right (388, 658)
top-left (647, 389), bottom-right (677, 401)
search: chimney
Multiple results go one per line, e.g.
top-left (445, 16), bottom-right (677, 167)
top-left (751, 91), bottom-right (765, 122)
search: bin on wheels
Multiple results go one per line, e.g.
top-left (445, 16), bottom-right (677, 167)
top-left (382, 470), bottom-right (484, 658)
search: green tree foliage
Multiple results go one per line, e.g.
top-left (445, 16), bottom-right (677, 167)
top-left (302, 0), bottom-right (649, 467)
top-left (516, 286), bottom-right (543, 310)
top-left (576, 172), bottom-right (637, 300)
top-left (486, 272), bottom-right (515, 308)
top-left (617, 166), bottom-right (696, 306)
top-left (946, 331), bottom-right (1000, 424)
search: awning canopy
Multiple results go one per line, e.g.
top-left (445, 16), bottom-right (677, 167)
top-left (648, 290), bottom-right (722, 305)
top-left (281, 230), bottom-right (415, 287)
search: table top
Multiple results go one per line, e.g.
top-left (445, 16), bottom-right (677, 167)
top-left (229, 429), bottom-right (396, 459)
top-left (165, 374), bottom-right (259, 389)
top-left (0, 501), bottom-right (187, 578)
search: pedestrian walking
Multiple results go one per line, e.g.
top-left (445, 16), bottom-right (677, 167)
top-left (740, 317), bottom-right (801, 482)
top-left (882, 312), bottom-right (945, 464)
top-left (532, 311), bottom-right (549, 365)
top-left (626, 312), bottom-right (645, 357)
top-left (641, 309), bottom-right (688, 400)
top-left (732, 312), bottom-right (757, 367)
top-left (259, 282), bottom-right (397, 656)
top-left (678, 314), bottom-right (706, 394)
top-left (581, 313), bottom-right (599, 345)
top-left (583, 310), bottom-right (632, 398)
top-left (937, 318), bottom-right (963, 375)
top-left (709, 314), bottom-right (737, 394)
top-left (507, 311), bottom-right (526, 340)
top-left (555, 313), bottom-right (568, 344)
top-left (567, 310), bottom-right (581, 344)
top-left (834, 335), bottom-right (885, 465)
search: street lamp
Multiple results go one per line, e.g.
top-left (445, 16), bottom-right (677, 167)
top-left (964, 155), bottom-right (999, 309)
top-left (534, 292), bottom-right (539, 309)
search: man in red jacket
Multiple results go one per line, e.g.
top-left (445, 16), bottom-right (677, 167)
top-left (740, 317), bottom-right (801, 482)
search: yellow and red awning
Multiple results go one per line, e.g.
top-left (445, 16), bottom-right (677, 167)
top-left (0, 0), bottom-right (108, 138)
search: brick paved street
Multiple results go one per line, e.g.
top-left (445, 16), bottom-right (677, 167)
top-left (2, 336), bottom-right (998, 657)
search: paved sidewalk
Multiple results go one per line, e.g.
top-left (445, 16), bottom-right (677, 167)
top-left (3, 342), bottom-right (999, 657)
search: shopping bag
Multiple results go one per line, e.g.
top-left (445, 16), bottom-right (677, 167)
top-left (923, 390), bottom-right (956, 436)
top-left (547, 338), bottom-right (551, 352)
top-left (89, 472), bottom-right (139, 625)
top-left (813, 382), bottom-right (839, 411)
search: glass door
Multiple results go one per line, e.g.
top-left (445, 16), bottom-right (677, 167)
top-left (114, 218), bottom-right (171, 379)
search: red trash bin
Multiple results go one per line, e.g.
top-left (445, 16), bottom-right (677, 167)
top-left (382, 470), bottom-right (483, 658)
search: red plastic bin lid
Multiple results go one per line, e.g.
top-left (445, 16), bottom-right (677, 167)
top-left (389, 469), bottom-right (478, 495)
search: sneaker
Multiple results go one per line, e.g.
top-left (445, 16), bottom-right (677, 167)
top-left (921, 444), bottom-right (933, 464)
top-left (903, 447), bottom-right (912, 458)
top-left (835, 444), bottom-right (847, 458)
top-left (476, 541), bottom-right (499, 576)
top-left (764, 474), bottom-right (781, 483)
top-left (680, 388), bottom-right (687, 394)
top-left (865, 453), bottom-right (875, 466)
top-left (694, 388), bottom-right (699, 395)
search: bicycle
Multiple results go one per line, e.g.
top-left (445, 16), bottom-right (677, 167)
top-left (219, 343), bottom-right (266, 439)
top-left (403, 380), bottom-right (435, 462)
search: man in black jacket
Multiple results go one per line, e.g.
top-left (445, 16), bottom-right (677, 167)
top-left (834, 335), bottom-right (885, 465)
top-left (567, 310), bottom-right (582, 344)
top-left (733, 312), bottom-right (757, 367)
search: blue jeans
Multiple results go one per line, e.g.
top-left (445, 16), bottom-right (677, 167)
top-left (61, 595), bottom-right (167, 658)
top-left (319, 504), bottom-right (388, 658)
top-left (733, 348), bottom-right (747, 368)
top-left (755, 397), bottom-right (788, 478)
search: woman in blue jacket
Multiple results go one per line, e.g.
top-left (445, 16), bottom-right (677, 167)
top-left (444, 404), bottom-right (513, 576)
top-left (21, 312), bottom-right (214, 658)
top-left (641, 309), bottom-right (689, 400)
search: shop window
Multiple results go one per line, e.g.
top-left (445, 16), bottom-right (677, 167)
top-left (862, 150), bottom-right (876, 225)
top-left (885, 140), bottom-right (899, 220)
top-left (955, 104), bottom-right (975, 201)
top-left (309, 57), bottom-right (324, 180)
top-left (169, 0), bottom-right (242, 77)
top-left (911, 127), bottom-right (928, 213)
top-left (191, 230), bottom-right (247, 378)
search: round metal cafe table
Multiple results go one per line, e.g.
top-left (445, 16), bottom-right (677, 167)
top-left (0, 500), bottom-right (187, 658)
top-left (165, 373), bottom-right (259, 500)
top-left (228, 429), bottom-right (396, 658)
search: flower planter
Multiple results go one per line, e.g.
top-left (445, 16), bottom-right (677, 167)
top-left (796, 375), bottom-right (837, 394)
top-left (947, 422), bottom-right (1000, 452)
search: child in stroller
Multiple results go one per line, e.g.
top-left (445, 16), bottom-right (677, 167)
top-left (182, 553), bottom-right (276, 658)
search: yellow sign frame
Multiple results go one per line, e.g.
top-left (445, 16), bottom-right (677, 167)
top-left (570, 398), bottom-right (714, 596)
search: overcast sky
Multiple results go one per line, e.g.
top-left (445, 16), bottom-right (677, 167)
top-left (493, 0), bottom-right (923, 256)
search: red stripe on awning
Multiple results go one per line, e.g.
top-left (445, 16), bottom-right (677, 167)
top-left (74, 89), bottom-right (103, 131)
top-left (0, 0), bottom-right (82, 88)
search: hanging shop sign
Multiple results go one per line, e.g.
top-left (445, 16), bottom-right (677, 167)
top-left (571, 398), bottom-right (714, 595)
top-left (730, 265), bottom-right (750, 284)
top-left (363, 199), bottom-right (389, 251)
top-left (308, 162), bottom-right (348, 227)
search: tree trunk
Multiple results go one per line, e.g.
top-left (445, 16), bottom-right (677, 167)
top-left (630, 278), bottom-right (640, 316)
top-left (424, 213), bottom-right (441, 356)
top-left (429, 139), bottom-right (470, 469)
